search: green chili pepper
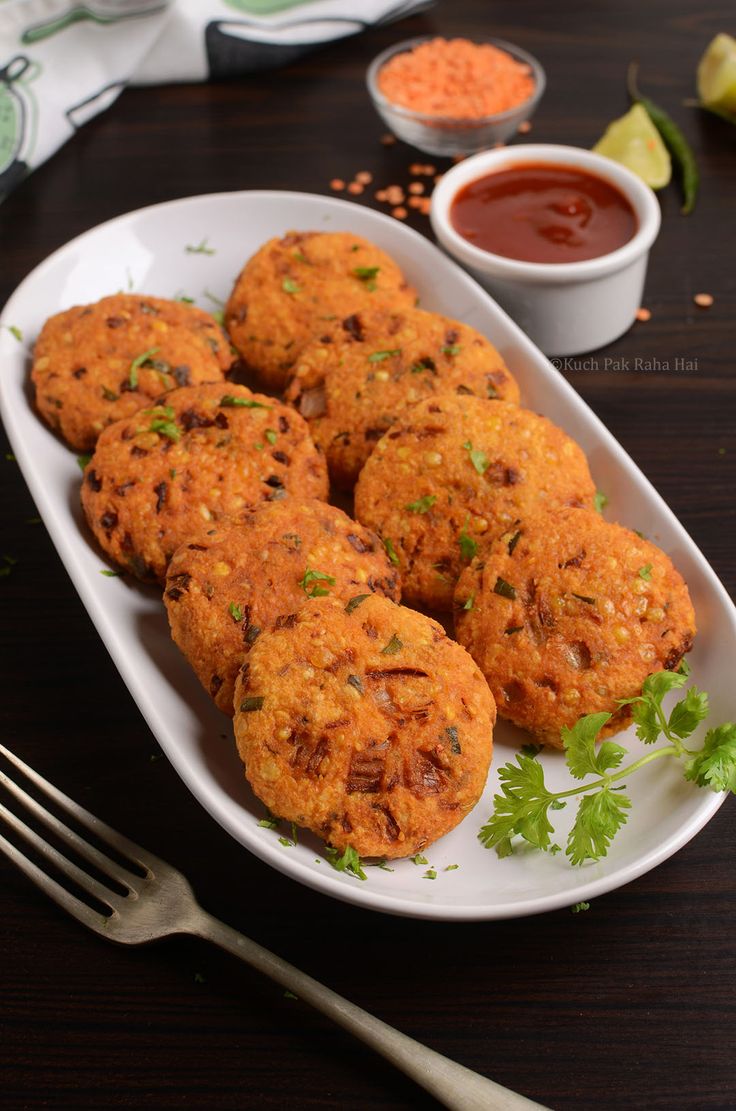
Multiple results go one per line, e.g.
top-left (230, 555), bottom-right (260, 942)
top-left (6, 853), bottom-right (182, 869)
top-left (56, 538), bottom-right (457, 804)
top-left (628, 62), bottom-right (699, 214)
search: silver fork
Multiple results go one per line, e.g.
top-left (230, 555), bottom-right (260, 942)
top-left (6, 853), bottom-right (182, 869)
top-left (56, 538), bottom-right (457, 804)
top-left (0, 744), bottom-right (548, 1111)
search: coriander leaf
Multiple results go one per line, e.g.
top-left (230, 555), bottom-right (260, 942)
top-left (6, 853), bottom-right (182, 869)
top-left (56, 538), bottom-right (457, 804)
top-left (77, 453), bottom-right (92, 472)
top-left (265, 429), bottom-right (277, 445)
top-left (282, 278), bottom-right (301, 294)
top-left (299, 566), bottom-right (336, 597)
top-left (368, 349), bottom-right (401, 362)
top-left (381, 633), bottom-right (403, 655)
top-left (566, 786), bottom-right (631, 865)
top-left (219, 395), bottom-right (270, 409)
top-left (129, 346), bottom-right (160, 389)
top-left (458, 519), bottom-right (477, 562)
top-left (100, 569), bottom-right (121, 577)
top-left (149, 417), bottom-right (180, 442)
top-left (405, 494), bottom-right (436, 514)
top-left (668, 686), bottom-right (709, 740)
top-left (240, 696), bottom-right (265, 712)
top-left (411, 853), bottom-right (428, 866)
top-left (257, 811), bottom-right (279, 829)
top-left (594, 490), bottom-right (609, 513)
top-left (185, 238), bottom-right (215, 255)
top-left (423, 869), bottom-right (437, 879)
top-left (493, 577), bottom-right (516, 600)
top-left (441, 345), bottom-right (461, 356)
top-left (353, 266), bottom-right (379, 281)
top-left (571, 901), bottom-right (590, 913)
top-left (478, 752), bottom-right (556, 853)
top-left (561, 711), bottom-right (623, 779)
top-left (462, 593), bottom-right (475, 611)
top-left (444, 863), bottom-right (459, 871)
top-left (229, 601), bottom-right (243, 622)
top-left (325, 844), bottom-right (367, 880)
top-left (638, 563), bottom-right (653, 580)
top-left (684, 723), bottom-right (736, 793)
top-left (383, 537), bottom-right (400, 566)
top-left (463, 440), bottom-right (489, 475)
top-left (345, 593), bottom-right (371, 614)
top-left (7, 325), bottom-right (23, 342)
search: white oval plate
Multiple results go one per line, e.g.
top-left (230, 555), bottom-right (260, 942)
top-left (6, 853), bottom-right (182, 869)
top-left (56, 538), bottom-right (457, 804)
top-left (1, 190), bottom-right (733, 921)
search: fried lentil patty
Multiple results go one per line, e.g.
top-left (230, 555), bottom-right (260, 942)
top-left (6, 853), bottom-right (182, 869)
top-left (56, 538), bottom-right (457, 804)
top-left (81, 383), bottom-right (328, 584)
top-left (353, 394), bottom-right (595, 612)
top-left (164, 499), bottom-right (401, 715)
top-left (225, 231), bottom-right (416, 391)
top-left (454, 506), bottom-right (696, 747)
top-left (285, 305), bottom-right (521, 489)
top-left (233, 593), bottom-right (496, 858)
top-left (32, 293), bottom-right (233, 451)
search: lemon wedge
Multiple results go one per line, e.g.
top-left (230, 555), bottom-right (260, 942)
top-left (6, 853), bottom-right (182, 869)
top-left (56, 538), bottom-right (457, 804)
top-left (697, 33), bottom-right (736, 120)
top-left (593, 103), bottom-right (672, 189)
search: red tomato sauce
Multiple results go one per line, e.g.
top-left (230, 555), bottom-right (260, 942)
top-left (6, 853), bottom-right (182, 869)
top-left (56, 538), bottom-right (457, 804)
top-left (450, 163), bottom-right (638, 264)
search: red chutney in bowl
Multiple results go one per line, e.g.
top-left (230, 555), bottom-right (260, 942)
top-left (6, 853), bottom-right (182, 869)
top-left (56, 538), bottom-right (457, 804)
top-left (450, 162), bottom-right (638, 264)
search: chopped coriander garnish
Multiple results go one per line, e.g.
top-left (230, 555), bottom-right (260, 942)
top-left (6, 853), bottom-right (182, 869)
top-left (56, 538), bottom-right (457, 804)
top-left (368, 349), bottom-right (401, 362)
top-left (423, 869), bottom-right (437, 879)
top-left (282, 278), bottom-right (301, 294)
top-left (493, 577), bottom-right (516, 600)
top-left (373, 859), bottom-right (394, 872)
top-left (441, 345), bottom-right (461, 356)
top-left (353, 266), bottom-right (379, 290)
top-left (176, 294), bottom-right (195, 304)
top-left (410, 359), bottom-right (436, 374)
top-left (381, 633), bottom-right (403, 655)
top-left (345, 593), bottom-right (371, 614)
top-left (458, 518), bottom-right (478, 562)
top-left (5, 453), bottom-right (16, 462)
top-left (572, 901), bottom-right (591, 914)
top-left (594, 490), bottom-right (609, 513)
top-left (405, 494), bottom-right (436, 514)
top-left (149, 416), bottom-right (180, 442)
top-left (444, 864), bottom-right (459, 871)
top-left (638, 564), bottom-right (653, 580)
top-left (411, 854), bottom-right (428, 866)
top-left (229, 602), bottom-right (243, 622)
top-left (185, 238), bottom-right (215, 255)
top-left (278, 836), bottom-right (294, 847)
top-left (257, 811), bottom-right (279, 829)
top-left (240, 696), bottom-right (265, 712)
top-left (283, 990), bottom-right (298, 1000)
top-left (265, 429), bottom-right (277, 445)
top-left (100, 569), bottom-right (121, 577)
top-left (325, 844), bottom-right (367, 881)
top-left (128, 345), bottom-right (160, 390)
top-left (507, 529), bottom-right (522, 555)
top-left (292, 250), bottom-right (309, 263)
top-left (462, 593), bottom-right (475, 611)
top-left (347, 674), bottom-right (364, 695)
top-left (463, 440), bottom-right (489, 476)
top-left (383, 537), bottom-right (400, 566)
top-left (7, 325), bottom-right (23, 342)
top-left (220, 395), bottom-right (270, 409)
top-left (77, 453), bottom-right (92, 472)
top-left (299, 566), bottom-right (336, 597)
top-left (101, 386), bottom-right (119, 402)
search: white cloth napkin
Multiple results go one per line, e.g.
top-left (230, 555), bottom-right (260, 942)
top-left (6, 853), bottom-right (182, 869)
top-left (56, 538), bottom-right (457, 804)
top-left (0, 0), bottom-right (432, 201)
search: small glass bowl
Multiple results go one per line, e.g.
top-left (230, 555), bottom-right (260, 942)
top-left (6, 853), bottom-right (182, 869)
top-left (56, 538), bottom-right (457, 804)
top-left (366, 35), bottom-right (546, 158)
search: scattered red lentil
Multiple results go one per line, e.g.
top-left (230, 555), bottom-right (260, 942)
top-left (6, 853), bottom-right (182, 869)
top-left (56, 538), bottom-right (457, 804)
top-left (392, 206), bottom-right (408, 219)
top-left (375, 189), bottom-right (388, 202)
top-left (386, 186), bottom-right (405, 204)
top-left (408, 182), bottom-right (425, 195)
top-left (380, 132), bottom-right (397, 146)
top-left (377, 37), bottom-right (535, 119)
top-left (347, 182), bottom-right (364, 195)
top-left (356, 171), bottom-right (373, 185)
top-left (409, 163), bottom-right (424, 175)
top-left (408, 196), bottom-right (423, 209)
top-left (517, 120), bottom-right (532, 134)
top-left (694, 292), bottom-right (714, 308)
top-left (419, 198), bottom-right (432, 215)
top-left (330, 178), bottom-right (345, 191)
top-left (636, 307), bottom-right (652, 322)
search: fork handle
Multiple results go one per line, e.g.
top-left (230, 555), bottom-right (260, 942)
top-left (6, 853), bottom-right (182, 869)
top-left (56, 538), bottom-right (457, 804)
top-left (189, 909), bottom-right (549, 1111)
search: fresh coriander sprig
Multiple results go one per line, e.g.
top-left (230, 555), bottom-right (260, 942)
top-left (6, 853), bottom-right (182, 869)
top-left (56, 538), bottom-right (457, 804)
top-left (479, 664), bottom-right (736, 866)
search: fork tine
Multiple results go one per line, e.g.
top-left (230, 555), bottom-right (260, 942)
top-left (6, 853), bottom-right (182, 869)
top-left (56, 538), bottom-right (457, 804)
top-left (0, 796), bottom-right (124, 909)
top-left (0, 743), bottom-right (158, 876)
top-left (0, 755), bottom-right (142, 890)
top-left (0, 826), bottom-right (111, 936)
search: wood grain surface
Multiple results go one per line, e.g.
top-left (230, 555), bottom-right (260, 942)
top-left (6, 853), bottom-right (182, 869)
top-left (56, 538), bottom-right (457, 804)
top-left (1, 2), bottom-right (734, 1108)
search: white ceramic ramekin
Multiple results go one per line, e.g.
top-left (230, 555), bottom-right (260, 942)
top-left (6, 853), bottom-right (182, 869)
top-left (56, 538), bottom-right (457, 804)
top-left (430, 144), bottom-right (661, 356)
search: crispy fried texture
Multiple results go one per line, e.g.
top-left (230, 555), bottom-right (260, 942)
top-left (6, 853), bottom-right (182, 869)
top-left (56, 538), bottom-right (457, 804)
top-left (353, 395), bottom-right (595, 612)
top-left (225, 231), bottom-right (416, 391)
top-left (454, 506), bottom-right (696, 747)
top-left (81, 383), bottom-right (328, 584)
top-left (32, 293), bottom-right (233, 451)
top-left (285, 306), bottom-right (520, 489)
top-left (233, 594), bottom-right (495, 858)
top-left (164, 499), bottom-right (401, 715)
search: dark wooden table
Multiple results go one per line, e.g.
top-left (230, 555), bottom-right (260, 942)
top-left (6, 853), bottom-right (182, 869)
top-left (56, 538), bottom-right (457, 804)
top-left (1, 2), bottom-right (734, 1108)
